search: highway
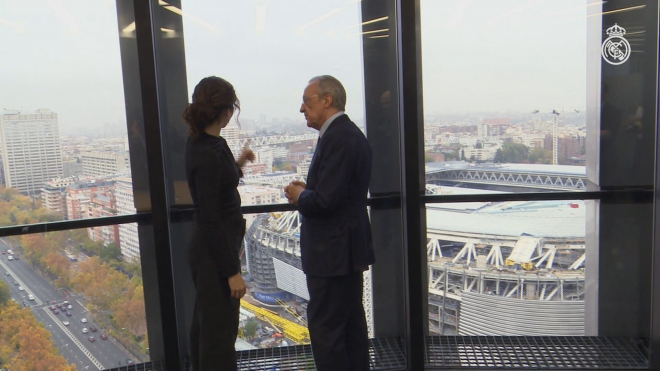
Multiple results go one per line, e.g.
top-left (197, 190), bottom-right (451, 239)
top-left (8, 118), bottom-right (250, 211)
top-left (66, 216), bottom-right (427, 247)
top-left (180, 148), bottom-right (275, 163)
top-left (0, 240), bottom-right (135, 370)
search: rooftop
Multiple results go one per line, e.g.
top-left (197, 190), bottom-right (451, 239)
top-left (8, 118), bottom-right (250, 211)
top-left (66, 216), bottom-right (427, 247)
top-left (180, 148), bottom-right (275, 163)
top-left (425, 162), bottom-right (586, 176)
top-left (427, 200), bottom-right (585, 239)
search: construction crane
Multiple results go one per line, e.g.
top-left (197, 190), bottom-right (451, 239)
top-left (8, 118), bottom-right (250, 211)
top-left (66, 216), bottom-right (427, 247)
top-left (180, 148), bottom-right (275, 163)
top-left (241, 300), bottom-right (311, 344)
top-left (532, 108), bottom-right (581, 165)
top-left (276, 298), bottom-right (308, 327)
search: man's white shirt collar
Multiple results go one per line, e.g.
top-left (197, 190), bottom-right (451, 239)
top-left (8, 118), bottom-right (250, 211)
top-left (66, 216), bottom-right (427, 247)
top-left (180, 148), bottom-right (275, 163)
top-left (319, 111), bottom-right (344, 138)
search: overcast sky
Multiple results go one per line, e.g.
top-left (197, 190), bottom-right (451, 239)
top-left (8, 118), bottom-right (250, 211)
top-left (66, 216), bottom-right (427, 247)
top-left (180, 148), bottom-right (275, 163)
top-left (0, 0), bottom-right (593, 135)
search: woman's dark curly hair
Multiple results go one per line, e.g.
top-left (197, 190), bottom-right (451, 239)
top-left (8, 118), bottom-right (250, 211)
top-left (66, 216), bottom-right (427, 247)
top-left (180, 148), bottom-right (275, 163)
top-left (183, 76), bottom-right (240, 137)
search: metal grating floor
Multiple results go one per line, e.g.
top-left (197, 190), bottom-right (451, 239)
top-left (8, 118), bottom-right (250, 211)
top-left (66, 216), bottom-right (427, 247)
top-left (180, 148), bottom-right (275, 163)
top-left (236, 337), bottom-right (406, 370)
top-left (425, 336), bottom-right (649, 369)
top-left (103, 360), bottom-right (164, 371)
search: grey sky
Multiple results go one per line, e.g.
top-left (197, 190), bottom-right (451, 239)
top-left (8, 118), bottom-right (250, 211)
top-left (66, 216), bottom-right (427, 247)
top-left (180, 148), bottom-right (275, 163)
top-left (421, 0), bottom-right (588, 115)
top-left (1, 0), bottom-right (592, 134)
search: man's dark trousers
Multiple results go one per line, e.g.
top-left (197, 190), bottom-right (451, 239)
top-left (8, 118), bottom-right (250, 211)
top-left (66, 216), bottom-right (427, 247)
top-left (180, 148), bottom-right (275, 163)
top-left (307, 271), bottom-right (370, 371)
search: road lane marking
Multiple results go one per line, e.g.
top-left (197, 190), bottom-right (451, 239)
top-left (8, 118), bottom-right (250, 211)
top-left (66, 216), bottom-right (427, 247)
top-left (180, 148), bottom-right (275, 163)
top-left (0, 258), bottom-right (42, 305)
top-left (42, 308), bottom-right (104, 370)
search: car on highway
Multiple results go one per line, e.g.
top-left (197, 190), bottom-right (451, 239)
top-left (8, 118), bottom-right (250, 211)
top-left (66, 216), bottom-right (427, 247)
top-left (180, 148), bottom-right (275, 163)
top-left (67, 305), bottom-right (73, 309)
top-left (1, 251), bottom-right (5, 255)
top-left (12, 280), bottom-right (17, 285)
top-left (17, 286), bottom-right (23, 291)
top-left (7, 255), bottom-right (13, 261)
top-left (90, 326), bottom-right (97, 332)
top-left (63, 321), bottom-right (70, 326)
top-left (88, 337), bottom-right (95, 342)
top-left (54, 310), bottom-right (59, 314)
top-left (81, 318), bottom-right (87, 323)
top-left (100, 334), bottom-right (108, 340)
top-left (82, 328), bottom-right (89, 333)
top-left (4, 272), bottom-right (9, 276)
top-left (28, 295), bottom-right (34, 301)
top-left (65, 312), bottom-right (72, 317)
top-left (127, 360), bottom-right (134, 365)
top-left (50, 306), bottom-right (56, 310)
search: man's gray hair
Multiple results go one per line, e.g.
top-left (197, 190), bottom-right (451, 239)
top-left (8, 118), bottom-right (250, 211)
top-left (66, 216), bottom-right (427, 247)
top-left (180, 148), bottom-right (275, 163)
top-left (309, 75), bottom-right (347, 111)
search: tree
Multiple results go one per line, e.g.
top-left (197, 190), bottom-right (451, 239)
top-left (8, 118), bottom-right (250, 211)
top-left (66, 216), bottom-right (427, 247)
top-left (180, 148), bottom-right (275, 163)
top-left (475, 141), bottom-right (483, 149)
top-left (99, 243), bottom-right (122, 262)
top-left (244, 320), bottom-right (258, 338)
top-left (69, 229), bottom-right (90, 245)
top-left (425, 154), bottom-right (434, 163)
top-left (21, 234), bottom-right (46, 264)
top-left (529, 147), bottom-right (552, 164)
top-left (0, 281), bottom-right (10, 305)
top-left (494, 142), bottom-right (529, 163)
top-left (460, 149), bottom-right (466, 160)
top-left (0, 302), bottom-right (77, 371)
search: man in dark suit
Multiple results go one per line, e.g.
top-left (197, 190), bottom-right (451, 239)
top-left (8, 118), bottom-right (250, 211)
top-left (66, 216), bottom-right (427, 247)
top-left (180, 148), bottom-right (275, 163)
top-left (285, 75), bottom-right (375, 371)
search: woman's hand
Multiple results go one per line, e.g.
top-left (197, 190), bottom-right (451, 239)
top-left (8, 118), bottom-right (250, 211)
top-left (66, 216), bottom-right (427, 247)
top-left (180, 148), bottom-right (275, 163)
top-left (228, 273), bottom-right (247, 299)
top-left (237, 147), bottom-right (255, 167)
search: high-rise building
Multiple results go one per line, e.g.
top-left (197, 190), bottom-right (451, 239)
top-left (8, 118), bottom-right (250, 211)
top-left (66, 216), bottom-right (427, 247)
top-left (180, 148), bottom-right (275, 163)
top-left (65, 180), bottom-right (115, 220)
top-left (116, 176), bottom-right (140, 260)
top-left (254, 147), bottom-right (274, 174)
top-left (42, 177), bottom-right (80, 217)
top-left (0, 109), bottom-right (63, 195)
top-left (222, 122), bottom-right (240, 141)
top-left (86, 192), bottom-right (119, 246)
top-left (296, 158), bottom-right (311, 178)
top-left (81, 151), bottom-right (130, 177)
top-left (62, 157), bottom-right (83, 178)
top-left (41, 186), bottom-right (66, 216)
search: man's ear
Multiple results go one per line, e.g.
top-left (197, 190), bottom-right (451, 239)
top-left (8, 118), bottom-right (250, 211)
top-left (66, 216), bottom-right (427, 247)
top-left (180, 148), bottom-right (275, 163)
top-left (323, 94), bottom-right (334, 109)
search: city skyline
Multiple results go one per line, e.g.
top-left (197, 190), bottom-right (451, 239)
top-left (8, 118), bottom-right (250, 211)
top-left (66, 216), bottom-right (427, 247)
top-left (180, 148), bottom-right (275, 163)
top-left (1, 0), bottom-right (591, 135)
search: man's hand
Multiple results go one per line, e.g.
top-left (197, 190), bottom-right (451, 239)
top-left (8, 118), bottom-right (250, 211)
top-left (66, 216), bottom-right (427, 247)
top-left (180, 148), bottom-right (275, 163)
top-left (284, 181), bottom-right (306, 205)
top-left (237, 147), bottom-right (255, 167)
top-left (228, 273), bottom-right (247, 299)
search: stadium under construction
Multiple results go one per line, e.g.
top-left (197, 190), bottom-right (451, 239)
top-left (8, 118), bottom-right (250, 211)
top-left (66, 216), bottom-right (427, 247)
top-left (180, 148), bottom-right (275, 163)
top-left (243, 164), bottom-right (587, 339)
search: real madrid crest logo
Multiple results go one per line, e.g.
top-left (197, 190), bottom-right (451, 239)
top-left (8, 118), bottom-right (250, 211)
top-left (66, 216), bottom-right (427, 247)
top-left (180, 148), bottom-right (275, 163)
top-left (601, 23), bottom-right (631, 65)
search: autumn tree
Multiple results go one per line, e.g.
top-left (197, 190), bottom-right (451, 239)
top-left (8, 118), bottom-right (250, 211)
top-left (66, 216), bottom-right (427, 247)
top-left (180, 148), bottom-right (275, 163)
top-left (0, 280), bottom-right (10, 305)
top-left (0, 302), bottom-right (76, 371)
top-left (113, 285), bottom-right (147, 337)
top-left (21, 233), bottom-right (46, 265)
top-left (99, 242), bottom-right (122, 262)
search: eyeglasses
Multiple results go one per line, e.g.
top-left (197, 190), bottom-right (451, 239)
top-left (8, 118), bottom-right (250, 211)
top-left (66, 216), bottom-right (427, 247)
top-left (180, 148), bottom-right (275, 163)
top-left (302, 94), bottom-right (319, 106)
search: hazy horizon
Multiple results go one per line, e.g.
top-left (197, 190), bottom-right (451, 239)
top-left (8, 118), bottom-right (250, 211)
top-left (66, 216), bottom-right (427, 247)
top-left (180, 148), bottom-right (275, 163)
top-left (1, 0), bottom-right (595, 135)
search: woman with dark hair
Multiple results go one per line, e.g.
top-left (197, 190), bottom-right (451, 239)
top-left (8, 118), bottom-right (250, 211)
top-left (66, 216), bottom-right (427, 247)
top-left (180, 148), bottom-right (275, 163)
top-left (184, 76), bottom-right (254, 370)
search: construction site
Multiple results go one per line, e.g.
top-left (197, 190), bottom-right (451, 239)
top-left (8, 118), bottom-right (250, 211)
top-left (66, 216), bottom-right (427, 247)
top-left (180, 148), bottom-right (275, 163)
top-left (238, 186), bottom-right (587, 346)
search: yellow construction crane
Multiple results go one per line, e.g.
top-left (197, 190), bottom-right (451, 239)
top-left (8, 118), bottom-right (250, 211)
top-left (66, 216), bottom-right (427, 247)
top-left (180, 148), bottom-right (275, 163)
top-left (276, 298), bottom-right (308, 327)
top-left (241, 300), bottom-right (311, 344)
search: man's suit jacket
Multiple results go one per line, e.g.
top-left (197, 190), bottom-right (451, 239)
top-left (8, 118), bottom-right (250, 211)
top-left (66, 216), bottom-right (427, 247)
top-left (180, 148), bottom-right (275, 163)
top-left (297, 114), bottom-right (375, 277)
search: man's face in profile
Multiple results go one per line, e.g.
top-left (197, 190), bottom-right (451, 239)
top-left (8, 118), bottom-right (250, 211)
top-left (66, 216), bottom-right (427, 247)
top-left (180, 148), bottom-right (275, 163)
top-left (300, 81), bottom-right (326, 130)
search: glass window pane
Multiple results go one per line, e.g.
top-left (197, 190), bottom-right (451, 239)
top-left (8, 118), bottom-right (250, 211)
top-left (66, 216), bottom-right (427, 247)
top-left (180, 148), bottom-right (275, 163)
top-left (426, 198), bottom-right (652, 346)
top-left (427, 200), bottom-right (587, 335)
top-left (179, 0), bottom-right (371, 205)
top-left (0, 1), bottom-right (145, 237)
top-left (421, 0), bottom-right (658, 192)
top-left (0, 226), bottom-right (148, 369)
top-left (243, 211), bottom-right (374, 342)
